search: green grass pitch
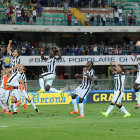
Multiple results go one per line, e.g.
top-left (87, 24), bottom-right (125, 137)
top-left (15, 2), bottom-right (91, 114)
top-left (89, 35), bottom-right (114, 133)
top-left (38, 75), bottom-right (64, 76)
top-left (0, 102), bottom-right (140, 140)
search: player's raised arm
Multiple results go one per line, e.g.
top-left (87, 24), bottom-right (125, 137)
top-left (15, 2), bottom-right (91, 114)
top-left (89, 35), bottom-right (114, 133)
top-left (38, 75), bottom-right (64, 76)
top-left (110, 62), bottom-right (115, 74)
top-left (125, 67), bottom-right (137, 74)
top-left (56, 46), bottom-right (61, 60)
top-left (7, 40), bottom-right (12, 56)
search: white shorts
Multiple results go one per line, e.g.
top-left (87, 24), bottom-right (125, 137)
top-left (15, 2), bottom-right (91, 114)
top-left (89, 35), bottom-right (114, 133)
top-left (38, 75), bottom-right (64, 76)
top-left (19, 89), bottom-right (28, 99)
top-left (42, 72), bottom-right (55, 87)
top-left (0, 88), bottom-right (10, 102)
top-left (111, 90), bottom-right (124, 104)
top-left (135, 75), bottom-right (140, 84)
top-left (73, 85), bottom-right (90, 99)
top-left (11, 89), bottom-right (20, 100)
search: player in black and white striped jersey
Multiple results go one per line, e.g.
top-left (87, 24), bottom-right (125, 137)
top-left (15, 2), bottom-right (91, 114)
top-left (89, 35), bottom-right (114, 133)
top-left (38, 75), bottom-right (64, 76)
top-left (18, 65), bottom-right (39, 114)
top-left (7, 40), bottom-right (20, 74)
top-left (70, 61), bottom-right (95, 118)
top-left (37, 46), bottom-right (64, 98)
top-left (101, 62), bottom-right (131, 118)
top-left (125, 41), bottom-right (140, 109)
top-left (6, 40), bottom-right (21, 114)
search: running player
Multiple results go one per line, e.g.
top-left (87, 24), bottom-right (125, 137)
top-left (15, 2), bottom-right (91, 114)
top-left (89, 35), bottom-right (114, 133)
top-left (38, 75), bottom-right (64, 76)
top-left (70, 61), bottom-right (95, 118)
top-left (101, 62), bottom-right (131, 118)
top-left (37, 46), bottom-right (64, 98)
top-left (18, 65), bottom-right (39, 114)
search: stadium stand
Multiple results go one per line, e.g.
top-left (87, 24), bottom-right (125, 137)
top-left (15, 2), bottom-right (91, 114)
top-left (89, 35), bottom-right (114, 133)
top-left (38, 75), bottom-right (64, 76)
top-left (0, 0), bottom-right (139, 26)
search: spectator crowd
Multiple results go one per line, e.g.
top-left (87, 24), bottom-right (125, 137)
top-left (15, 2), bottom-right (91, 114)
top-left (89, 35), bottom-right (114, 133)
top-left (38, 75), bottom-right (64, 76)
top-left (84, 9), bottom-right (137, 26)
top-left (0, 0), bottom-right (138, 26)
top-left (0, 0), bottom-right (42, 24)
top-left (0, 36), bottom-right (139, 56)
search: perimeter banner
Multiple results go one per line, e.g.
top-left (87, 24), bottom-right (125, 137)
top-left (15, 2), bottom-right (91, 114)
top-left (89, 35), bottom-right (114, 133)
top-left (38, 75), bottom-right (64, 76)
top-left (19, 55), bottom-right (138, 66)
top-left (21, 92), bottom-right (72, 105)
top-left (87, 90), bottom-right (136, 103)
top-left (21, 90), bottom-right (136, 105)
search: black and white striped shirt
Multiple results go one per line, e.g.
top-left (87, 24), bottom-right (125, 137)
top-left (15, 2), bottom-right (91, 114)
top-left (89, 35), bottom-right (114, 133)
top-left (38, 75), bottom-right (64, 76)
top-left (80, 68), bottom-right (95, 89)
top-left (137, 60), bottom-right (140, 77)
top-left (45, 57), bottom-right (57, 74)
top-left (114, 72), bottom-right (125, 92)
top-left (10, 53), bottom-right (20, 73)
top-left (19, 72), bottom-right (27, 83)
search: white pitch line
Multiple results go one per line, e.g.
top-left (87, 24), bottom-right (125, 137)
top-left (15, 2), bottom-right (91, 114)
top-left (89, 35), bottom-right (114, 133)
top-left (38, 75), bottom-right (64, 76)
top-left (0, 126), bottom-right (8, 128)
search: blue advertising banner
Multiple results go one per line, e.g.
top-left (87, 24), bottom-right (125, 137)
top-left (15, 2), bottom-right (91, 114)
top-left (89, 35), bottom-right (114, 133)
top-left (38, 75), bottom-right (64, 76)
top-left (87, 90), bottom-right (136, 103)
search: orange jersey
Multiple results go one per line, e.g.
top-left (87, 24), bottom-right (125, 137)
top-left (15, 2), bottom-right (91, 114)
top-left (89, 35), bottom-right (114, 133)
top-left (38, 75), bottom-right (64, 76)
top-left (2, 76), bottom-right (13, 91)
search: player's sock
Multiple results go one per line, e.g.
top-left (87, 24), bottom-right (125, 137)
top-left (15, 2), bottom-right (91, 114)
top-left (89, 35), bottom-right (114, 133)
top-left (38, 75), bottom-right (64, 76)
top-left (135, 92), bottom-right (140, 104)
top-left (49, 88), bottom-right (61, 93)
top-left (120, 106), bottom-right (129, 115)
top-left (30, 101), bottom-right (36, 109)
top-left (79, 103), bottom-right (84, 116)
top-left (106, 105), bottom-right (114, 115)
top-left (0, 100), bottom-right (6, 109)
top-left (39, 78), bottom-right (45, 90)
top-left (8, 105), bottom-right (11, 111)
top-left (13, 103), bottom-right (17, 112)
top-left (21, 102), bottom-right (24, 106)
top-left (72, 99), bottom-right (78, 111)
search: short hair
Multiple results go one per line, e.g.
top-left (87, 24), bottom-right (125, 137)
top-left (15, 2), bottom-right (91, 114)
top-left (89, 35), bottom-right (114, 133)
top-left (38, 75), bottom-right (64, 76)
top-left (14, 49), bottom-right (20, 55)
top-left (88, 61), bottom-right (94, 68)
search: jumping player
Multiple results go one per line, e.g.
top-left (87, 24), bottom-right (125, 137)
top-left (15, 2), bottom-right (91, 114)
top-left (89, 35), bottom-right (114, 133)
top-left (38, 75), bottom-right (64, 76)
top-left (7, 40), bottom-right (20, 112)
top-left (37, 46), bottom-right (64, 98)
top-left (125, 41), bottom-right (140, 109)
top-left (101, 62), bottom-right (131, 118)
top-left (7, 40), bottom-right (20, 73)
top-left (18, 65), bottom-right (39, 114)
top-left (70, 61), bottom-right (95, 118)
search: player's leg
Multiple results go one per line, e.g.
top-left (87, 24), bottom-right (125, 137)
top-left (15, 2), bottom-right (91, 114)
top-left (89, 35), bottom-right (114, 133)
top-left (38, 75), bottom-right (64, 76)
top-left (5, 91), bottom-right (12, 114)
top-left (116, 103), bottom-right (131, 118)
top-left (77, 88), bottom-right (90, 118)
top-left (38, 74), bottom-right (45, 93)
top-left (133, 81), bottom-right (140, 109)
top-left (70, 93), bottom-right (78, 115)
top-left (11, 96), bottom-right (18, 114)
top-left (26, 98), bottom-right (39, 114)
top-left (101, 102), bottom-right (115, 117)
top-left (19, 90), bottom-right (27, 111)
top-left (0, 89), bottom-right (7, 113)
top-left (44, 74), bottom-right (64, 99)
top-left (77, 97), bottom-right (85, 118)
top-left (2, 90), bottom-right (10, 114)
top-left (116, 92), bottom-right (131, 117)
top-left (14, 89), bottom-right (22, 107)
top-left (0, 100), bottom-right (7, 113)
top-left (101, 91), bottom-right (119, 117)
